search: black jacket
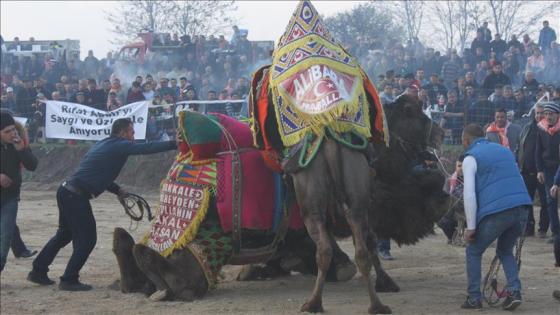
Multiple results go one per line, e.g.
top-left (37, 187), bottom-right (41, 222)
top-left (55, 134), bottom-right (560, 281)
top-left (0, 143), bottom-right (38, 205)
top-left (535, 126), bottom-right (560, 172)
top-left (517, 120), bottom-right (539, 174)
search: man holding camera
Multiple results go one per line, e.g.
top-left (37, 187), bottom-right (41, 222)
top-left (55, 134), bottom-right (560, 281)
top-left (1, 111), bottom-right (38, 272)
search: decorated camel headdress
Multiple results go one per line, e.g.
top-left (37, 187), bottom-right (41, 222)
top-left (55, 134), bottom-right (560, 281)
top-left (268, 0), bottom-right (387, 146)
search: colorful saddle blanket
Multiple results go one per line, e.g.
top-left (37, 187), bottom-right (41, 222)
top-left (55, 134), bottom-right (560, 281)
top-left (143, 112), bottom-right (303, 260)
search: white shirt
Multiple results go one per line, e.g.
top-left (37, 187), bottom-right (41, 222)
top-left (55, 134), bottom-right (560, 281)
top-left (462, 155), bottom-right (478, 230)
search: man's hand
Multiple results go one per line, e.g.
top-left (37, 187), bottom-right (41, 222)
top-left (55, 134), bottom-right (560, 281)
top-left (12, 134), bottom-right (25, 151)
top-left (537, 172), bottom-right (545, 184)
top-left (118, 188), bottom-right (129, 199)
top-left (0, 174), bottom-right (13, 188)
top-left (465, 229), bottom-right (476, 243)
top-left (551, 185), bottom-right (558, 199)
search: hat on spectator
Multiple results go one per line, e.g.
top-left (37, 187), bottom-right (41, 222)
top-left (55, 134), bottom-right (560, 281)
top-left (542, 101), bottom-right (560, 113)
top-left (0, 110), bottom-right (15, 130)
top-left (6, 87), bottom-right (13, 92)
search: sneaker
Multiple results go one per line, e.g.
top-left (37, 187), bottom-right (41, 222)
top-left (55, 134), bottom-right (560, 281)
top-left (502, 290), bottom-right (522, 311)
top-left (537, 231), bottom-right (547, 239)
top-left (524, 227), bottom-right (535, 237)
top-left (59, 279), bottom-right (93, 291)
top-left (378, 250), bottom-right (394, 261)
top-left (15, 249), bottom-right (38, 259)
top-left (546, 236), bottom-right (556, 244)
top-left (27, 270), bottom-right (55, 285)
top-left (460, 296), bottom-right (482, 310)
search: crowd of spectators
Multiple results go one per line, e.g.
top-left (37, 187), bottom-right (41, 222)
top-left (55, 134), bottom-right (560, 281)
top-left (0, 26), bottom-right (269, 141)
top-left (1, 22), bottom-right (559, 144)
top-left (356, 21), bottom-right (559, 144)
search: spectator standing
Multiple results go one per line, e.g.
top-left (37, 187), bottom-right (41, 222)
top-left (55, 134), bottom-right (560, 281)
top-left (536, 102), bottom-right (560, 244)
top-left (549, 166), bottom-right (560, 267)
top-left (490, 33), bottom-right (508, 60)
top-left (28, 119), bottom-right (177, 290)
top-left (467, 93), bottom-right (496, 127)
top-left (106, 91), bottom-right (122, 111)
top-left (482, 63), bottom-right (511, 96)
top-left (526, 47), bottom-right (546, 81)
top-left (423, 74), bottom-right (447, 102)
top-left (477, 22), bottom-right (492, 43)
top-left (539, 21), bottom-right (557, 55)
top-left (441, 90), bottom-right (464, 144)
top-left (518, 104), bottom-right (549, 237)
top-left (460, 124), bottom-right (531, 310)
top-left (522, 71), bottom-right (540, 99)
top-left (15, 80), bottom-right (36, 115)
top-left (83, 50), bottom-right (99, 80)
top-left (2, 87), bottom-right (16, 112)
top-left (126, 82), bottom-right (145, 104)
top-left (441, 51), bottom-right (462, 89)
top-left (0, 111), bottom-right (38, 272)
top-left (142, 82), bottom-right (155, 100)
top-left (508, 35), bottom-right (524, 52)
top-left (86, 79), bottom-right (106, 110)
top-left (471, 31), bottom-right (490, 56)
top-left (486, 108), bottom-right (522, 152)
top-left (379, 84), bottom-right (394, 106)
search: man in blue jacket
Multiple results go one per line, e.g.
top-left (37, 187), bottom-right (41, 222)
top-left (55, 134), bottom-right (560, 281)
top-left (28, 118), bottom-right (177, 291)
top-left (538, 20), bottom-right (557, 54)
top-left (461, 124), bottom-right (531, 310)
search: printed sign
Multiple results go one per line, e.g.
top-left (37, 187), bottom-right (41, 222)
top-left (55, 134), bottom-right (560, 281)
top-left (45, 100), bottom-right (149, 140)
top-left (278, 64), bottom-right (359, 115)
top-left (146, 180), bottom-right (209, 254)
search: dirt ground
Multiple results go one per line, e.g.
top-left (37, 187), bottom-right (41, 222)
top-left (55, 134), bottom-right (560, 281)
top-left (1, 190), bottom-right (559, 315)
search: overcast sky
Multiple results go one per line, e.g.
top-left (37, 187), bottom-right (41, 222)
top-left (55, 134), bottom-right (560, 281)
top-left (0, 0), bottom-right (363, 57)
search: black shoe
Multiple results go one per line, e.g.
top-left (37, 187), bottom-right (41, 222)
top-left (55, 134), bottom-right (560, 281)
top-left (502, 290), bottom-right (522, 311)
top-left (27, 270), bottom-right (55, 285)
top-left (460, 297), bottom-right (482, 310)
top-left (525, 227), bottom-right (535, 237)
top-left (553, 290), bottom-right (560, 301)
top-left (59, 279), bottom-right (93, 291)
top-left (15, 249), bottom-right (38, 259)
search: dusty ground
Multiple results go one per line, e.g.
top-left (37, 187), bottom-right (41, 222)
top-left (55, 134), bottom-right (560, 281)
top-left (1, 190), bottom-right (559, 315)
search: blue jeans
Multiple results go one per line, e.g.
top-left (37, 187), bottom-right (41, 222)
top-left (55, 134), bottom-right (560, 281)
top-left (1, 198), bottom-right (19, 271)
top-left (466, 206), bottom-right (528, 302)
top-left (543, 166), bottom-right (560, 235)
top-left (377, 238), bottom-right (391, 252)
top-left (33, 186), bottom-right (97, 281)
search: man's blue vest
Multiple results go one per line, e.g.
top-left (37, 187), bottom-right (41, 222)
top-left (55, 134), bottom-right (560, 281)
top-left (465, 138), bottom-right (531, 224)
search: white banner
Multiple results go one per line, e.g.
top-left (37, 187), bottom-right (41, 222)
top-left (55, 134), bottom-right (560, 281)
top-left (45, 100), bottom-right (149, 140)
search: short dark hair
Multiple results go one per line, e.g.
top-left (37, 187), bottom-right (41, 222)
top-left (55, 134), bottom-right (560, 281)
top-left (111, 118), bottom-right (132, 136)
top-left (495, 108), bottom-right (507, 114)
top-left (463, 123), bottom-right (485, 139)
top-left (457, 154), bottom-right (465, 162)
top-left (88, 78), bottom-right (96, 85)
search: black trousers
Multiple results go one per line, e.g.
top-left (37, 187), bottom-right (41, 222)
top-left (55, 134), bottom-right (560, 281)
top-left (32, 185), bottom-right (96, 281)
top-left (11, 225), bottom-right (29, 256)
top-left (522, 171), bottom-right (550, 232)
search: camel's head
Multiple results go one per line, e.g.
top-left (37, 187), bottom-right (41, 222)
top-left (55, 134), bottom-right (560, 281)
top-left (385, 94), bottom-right (443, 150)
